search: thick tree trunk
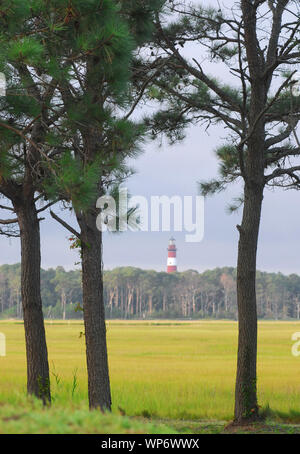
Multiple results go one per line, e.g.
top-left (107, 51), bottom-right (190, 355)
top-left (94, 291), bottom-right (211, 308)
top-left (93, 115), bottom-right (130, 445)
top-left (234, 181), bottom-right (263, 423)
top-left (74, 59), bottom-right (112, 410)
top-left (77, 209), bottom-right (111, 411)
top-left (16, 198), bottom-right (51, 404)
top-left (233, 3), bottom-right (267, 420)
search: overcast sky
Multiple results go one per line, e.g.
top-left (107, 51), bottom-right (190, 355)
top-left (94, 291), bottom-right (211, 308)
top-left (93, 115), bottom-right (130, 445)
top-left (1, 122), bottom-right (300, 275)
top-left (1, 0), bottom-right (300, 275)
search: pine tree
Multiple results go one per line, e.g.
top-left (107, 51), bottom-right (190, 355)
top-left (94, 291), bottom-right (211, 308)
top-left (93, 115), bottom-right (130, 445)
top-left (53, 0), bottom-right (164, 411)
top-left (0, 0), bottom-right (164, 410)
top-left (142, 0), bottom-right (300, 423)
top-left (0, 0), bottom-right (63, 403)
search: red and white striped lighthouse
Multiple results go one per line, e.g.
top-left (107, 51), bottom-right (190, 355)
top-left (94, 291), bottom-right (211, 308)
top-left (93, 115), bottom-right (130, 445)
top-left (167, 237), bottom-right (177, 273)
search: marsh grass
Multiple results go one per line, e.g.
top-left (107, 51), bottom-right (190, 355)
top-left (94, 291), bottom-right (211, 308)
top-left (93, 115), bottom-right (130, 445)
top-left (0, 393), bottom-right (177, 434)
top-left (0, 320), bottom-right (300, 422)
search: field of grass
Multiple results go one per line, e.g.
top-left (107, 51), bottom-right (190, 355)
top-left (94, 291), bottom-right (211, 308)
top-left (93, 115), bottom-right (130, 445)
top-left (0, 319), bottom-right (300, 432)
top-left (0, 396), bottom-right (177, 435)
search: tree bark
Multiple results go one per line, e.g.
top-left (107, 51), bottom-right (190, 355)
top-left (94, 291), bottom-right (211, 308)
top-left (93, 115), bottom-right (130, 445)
top-left (15, 197), bottom-right (51, 404)
top-left (76, 209), bottom-right (111, 411)
top-left (234, 3), bottom-right (268, 423)
top-left (71, 55), bottom-right (113, 411)
top-left (234, 97), bottom-right (265, 421)
top-left (234, 181), bottom-right (264, 423)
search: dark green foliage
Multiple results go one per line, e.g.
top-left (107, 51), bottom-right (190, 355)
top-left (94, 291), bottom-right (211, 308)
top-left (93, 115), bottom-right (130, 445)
top-left (44, 152), bottom-right (101, 211)
top-left (0, 0), bottom-right (164, 212)
top-left (120, 0), bottom-right (165, 45)
top-left (145, 110), bottom-right (190, 144)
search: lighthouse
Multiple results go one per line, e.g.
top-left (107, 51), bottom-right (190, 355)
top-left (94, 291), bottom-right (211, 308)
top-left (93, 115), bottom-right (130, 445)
top-left (167, 237), bottom-right (177, 273)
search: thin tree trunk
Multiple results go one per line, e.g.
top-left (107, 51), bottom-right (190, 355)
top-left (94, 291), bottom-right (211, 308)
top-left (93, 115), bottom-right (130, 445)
top-left (148, 295), bottom-right (153, 315)
top-left (121, 288), bottom-right (124, 315)
top-left (77, 209), bottom-right (111, 411)
top-left (16, 198), bottom-right (51, 404)
top-left (115, 287), bottom-right (119, 314)
top-left (61, 289), bottom-right (66, 321)
top-left (234, 183), bottom-right (263, 423)
top-left (163, 293), bottom-right (166, 313)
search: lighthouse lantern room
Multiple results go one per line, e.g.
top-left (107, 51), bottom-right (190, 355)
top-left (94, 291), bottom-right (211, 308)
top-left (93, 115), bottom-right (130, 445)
top-left (167, 237), bottom-right (177, 273)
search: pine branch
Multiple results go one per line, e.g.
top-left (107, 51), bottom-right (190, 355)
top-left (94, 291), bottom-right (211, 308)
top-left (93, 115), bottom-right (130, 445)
top-left (124, 62), bottom-right (165, 120)
top-left (0, 204), bottom-right (14, 212)
top-left (50, 210), bottom-right (82, 241)
top-left (155, 15), bottom-right (242, 112)
top-left (0, 226), bottom-right (20, 238)
top-left (265, 146), bottom-right (300, 165)
top-left (265, 119), bottom-right (299, 148)
top-left (37, 200), bottom-right (60, 214)
top-left (239, 71), bottom-right (297, 149)
top-left (0, 217), bottom-right (18, 225)
top-left (265, 165), bottom-right (300, 183)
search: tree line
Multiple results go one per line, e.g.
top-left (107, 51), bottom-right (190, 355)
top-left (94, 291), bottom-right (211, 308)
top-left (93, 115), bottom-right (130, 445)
top-left (1, 264), bottom-right (300, 320)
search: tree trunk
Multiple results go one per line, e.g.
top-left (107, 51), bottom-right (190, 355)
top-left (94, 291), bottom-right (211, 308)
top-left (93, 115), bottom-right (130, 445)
top-left (16, 198), bottom-right (51, 404)
top-left (61, 289), bottom-right (66, 321)
top-left (77, 209), bottom-right (111, 411)
top-left (234, 2), bottom-right (266, 419)
top-left (234, 182), bottom-right (263, 423)
top-left (148, 295), bottom-right (153, 314)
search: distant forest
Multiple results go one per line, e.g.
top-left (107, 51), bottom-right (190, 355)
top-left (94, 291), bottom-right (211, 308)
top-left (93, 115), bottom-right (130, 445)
top-left (1, 264), bottom-right (300, 320)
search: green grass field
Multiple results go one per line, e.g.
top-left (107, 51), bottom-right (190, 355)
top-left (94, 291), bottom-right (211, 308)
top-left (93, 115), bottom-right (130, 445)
top-left (0, 320), bottom-right (300, 433)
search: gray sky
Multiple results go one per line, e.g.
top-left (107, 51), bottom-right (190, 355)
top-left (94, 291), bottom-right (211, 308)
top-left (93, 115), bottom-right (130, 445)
top-left (1, 122), bottom-right (300, 275)
top-left (1, 0), bottom-right (300, 275)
